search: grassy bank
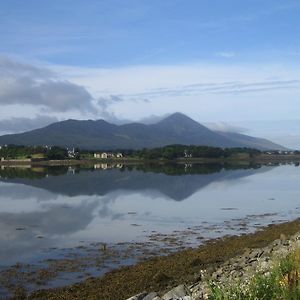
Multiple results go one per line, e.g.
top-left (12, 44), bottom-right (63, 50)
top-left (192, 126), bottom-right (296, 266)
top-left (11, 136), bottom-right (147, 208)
top-left (209, 247), bottom-right (300, 300)
top-left (19, 219), bottom-right (300, 300)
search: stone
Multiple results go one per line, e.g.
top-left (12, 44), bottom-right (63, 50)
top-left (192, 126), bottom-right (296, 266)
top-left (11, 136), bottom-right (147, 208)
top-left (259, 261), bottom-right (271, 272)
top-left (127, 233), bottom-right (300, 300)
top-left (162, 284), bottom-right (191, 300)
top-left (191, 283), bottom-right (211, 300)
top-left (126, 292), bottom-right (148, 300)
top-left (143, 292), bottom-right (159, 300)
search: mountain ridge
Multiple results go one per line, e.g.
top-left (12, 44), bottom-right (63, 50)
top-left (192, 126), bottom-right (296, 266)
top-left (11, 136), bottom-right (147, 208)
top-left (0, 113), bottom-right (286, 150)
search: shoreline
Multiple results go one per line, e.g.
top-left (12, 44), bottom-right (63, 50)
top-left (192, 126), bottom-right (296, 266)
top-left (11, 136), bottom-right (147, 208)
top-left (127, 229), bottom-right (300, 300)
top-left (25, 218), bottom-right (300, 300)
top-left (1, 154), bottom-right (300, 167)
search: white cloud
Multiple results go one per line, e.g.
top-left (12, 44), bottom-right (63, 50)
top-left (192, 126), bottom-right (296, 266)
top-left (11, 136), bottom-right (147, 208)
top-left (215, 51), bottom-right (236, 58)
top-left (53, 62), bottom-right (300, 123)
top-left (204, 122), bottom-right (249, 133)
top-left (0, 56), bottom-right (95, 113)
top-left (0, 115), bottom-right (58, 134)
top-left (0, 56), bottom-right (147, 123)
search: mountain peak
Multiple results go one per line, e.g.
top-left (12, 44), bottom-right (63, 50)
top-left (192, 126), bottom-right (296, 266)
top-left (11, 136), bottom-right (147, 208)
top-left (158, 112), bottom-right (200, 125)
top-left (156, 112), bottom-right (210, 131)
top-left (162, 112), bottom-right (193, 122)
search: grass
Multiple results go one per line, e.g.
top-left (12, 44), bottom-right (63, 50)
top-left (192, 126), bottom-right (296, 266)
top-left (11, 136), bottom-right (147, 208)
top-left (208, 249), bottom-right (300, 300)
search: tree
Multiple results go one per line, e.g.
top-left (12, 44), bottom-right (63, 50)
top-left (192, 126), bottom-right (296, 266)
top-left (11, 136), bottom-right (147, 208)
top-left (45, 146), bottom-right (68, 160)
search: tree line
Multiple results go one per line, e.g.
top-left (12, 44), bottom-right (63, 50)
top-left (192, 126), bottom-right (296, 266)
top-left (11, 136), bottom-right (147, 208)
top-left (0, 144), bottom-right (262, 160)
top-left (0, 145), bottom-right (79, 160)
top-left (134, 145), bottom-right (261, 160)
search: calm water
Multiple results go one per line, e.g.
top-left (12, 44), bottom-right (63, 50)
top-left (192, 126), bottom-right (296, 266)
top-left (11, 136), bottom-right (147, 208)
top-left (0, 162), bottom-right (300, 296)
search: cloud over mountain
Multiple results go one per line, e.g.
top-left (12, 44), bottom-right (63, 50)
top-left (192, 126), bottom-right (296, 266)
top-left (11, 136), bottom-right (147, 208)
top-left (0, 56), bottom-right (95, 113)
top-left (0, 115), bottom-right (58, 134)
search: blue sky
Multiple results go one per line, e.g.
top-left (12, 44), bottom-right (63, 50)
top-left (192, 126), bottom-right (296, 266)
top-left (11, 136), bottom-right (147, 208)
top-left (1, 0), bottom-right (300, 66)
top-left (0, 0), bottom-right (300, 148)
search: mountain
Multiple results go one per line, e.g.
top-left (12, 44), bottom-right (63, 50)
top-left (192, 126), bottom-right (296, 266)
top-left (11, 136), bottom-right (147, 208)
top-left (215, 131), bottom-right (285, 151)
top-left (0, 113), bottom-right (286, 150)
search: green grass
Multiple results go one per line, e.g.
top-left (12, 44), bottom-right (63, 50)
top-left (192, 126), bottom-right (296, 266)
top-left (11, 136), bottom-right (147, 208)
top-left (208, 249), bottom-right (300, 300)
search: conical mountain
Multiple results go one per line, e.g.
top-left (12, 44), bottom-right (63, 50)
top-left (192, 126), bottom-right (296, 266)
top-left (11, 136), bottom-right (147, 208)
top-left (154, 112), bottom-right (212, 134)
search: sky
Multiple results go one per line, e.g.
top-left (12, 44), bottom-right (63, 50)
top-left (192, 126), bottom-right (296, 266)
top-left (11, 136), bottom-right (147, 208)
top-left (0, 0), bottom-right (300, 148)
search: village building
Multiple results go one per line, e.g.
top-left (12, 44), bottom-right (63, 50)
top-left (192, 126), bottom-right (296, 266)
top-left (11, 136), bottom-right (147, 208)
top-left (67, 148), bottom-right (76, 158)
top-left (94, 153), bottom-right (100, 158)
top-left (94, 152), bottom-right (123, 159)
top-left (101, 153), bottom-right (109, 159)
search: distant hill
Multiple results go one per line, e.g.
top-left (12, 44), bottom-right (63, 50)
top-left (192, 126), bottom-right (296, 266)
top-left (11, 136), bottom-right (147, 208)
top-left (0, 113), bottom-right (286, 150)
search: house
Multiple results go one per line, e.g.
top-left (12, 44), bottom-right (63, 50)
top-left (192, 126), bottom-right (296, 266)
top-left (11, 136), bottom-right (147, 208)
top-left (68, 148), bottom-right (76, 158)
top-left (93, 152), bottom-right (111, 159)
top-left (94, 152), bottom-right (122, 159)
top-left (101, 153), bottom-right (108, 159)
top-left (184, 150), bottom-right (192, 158)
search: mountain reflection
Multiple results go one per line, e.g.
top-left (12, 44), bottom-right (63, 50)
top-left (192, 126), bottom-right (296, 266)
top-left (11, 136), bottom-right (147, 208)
top-left (0, 163), bottom-right (269, 201)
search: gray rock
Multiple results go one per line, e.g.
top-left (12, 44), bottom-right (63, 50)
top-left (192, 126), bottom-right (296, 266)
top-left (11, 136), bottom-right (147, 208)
top-left (127, 232), bottom-right (300, 300)
top-left (259, 261), bottom-right (271, 272)
top-left (162, 284), bottom-right (191, 300)
top-left (191, 282), bottom-right (210, 300)
top-left (127, 292), bottom-right (148, 300)
top-left (143, 292), bottom-right (159, 300)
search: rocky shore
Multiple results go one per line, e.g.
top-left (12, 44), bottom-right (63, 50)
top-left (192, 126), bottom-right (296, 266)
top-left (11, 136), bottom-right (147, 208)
top-left (24, 218), bottom-right (300, 300)
top-left (126, 232), bottom-right (300, 300)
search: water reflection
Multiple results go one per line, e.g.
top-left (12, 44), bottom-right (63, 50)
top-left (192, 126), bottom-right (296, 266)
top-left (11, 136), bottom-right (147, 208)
top-left (0, 162), bottom-right (299, 268)
top-left (0, 163), bottom-right (268, 200)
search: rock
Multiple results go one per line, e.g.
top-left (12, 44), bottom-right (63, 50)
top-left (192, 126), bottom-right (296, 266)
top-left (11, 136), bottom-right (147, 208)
top-left (211, 271), bottom-right (221, 280)
top-left (127, 232), bottom-right (300, 300)
top-left (259, 261), bottom-right (271, 272)
top-left (126, 292), bottom-right (148, 300)
top-left (283, 240), bottom-right (290, 246)
top-left (143, 292), bottom-right (159, 300)
top-left (162, 284), bottom-right (191, 300)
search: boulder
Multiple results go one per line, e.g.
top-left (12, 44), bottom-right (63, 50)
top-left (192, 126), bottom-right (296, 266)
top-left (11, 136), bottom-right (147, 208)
top-left (126, 292), bottom-right (148, 300)
top-left (162, 284), bottom-right (191, 300)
